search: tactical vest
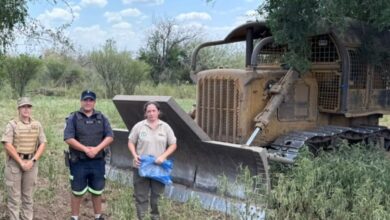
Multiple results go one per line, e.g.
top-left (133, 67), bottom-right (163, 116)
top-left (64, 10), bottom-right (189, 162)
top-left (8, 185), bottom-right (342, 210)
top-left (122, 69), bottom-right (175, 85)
top-left (69, 111), bottom-right (105, 160)
top-left (13, 118), bottom-right (40, 154)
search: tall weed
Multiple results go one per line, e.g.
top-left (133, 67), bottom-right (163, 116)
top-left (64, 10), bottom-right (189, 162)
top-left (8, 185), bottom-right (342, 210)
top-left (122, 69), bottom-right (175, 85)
top-left (267, 143), bottom-right (390, 220)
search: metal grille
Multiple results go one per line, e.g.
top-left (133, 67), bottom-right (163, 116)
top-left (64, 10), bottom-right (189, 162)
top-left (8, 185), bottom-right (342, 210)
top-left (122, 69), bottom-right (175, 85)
top-left (310, 34), bottom-right (339, 62)
top-left (348, 50), bottom-right (367, 89)
top-left (373, 63), bottom-right (390, 89)
top-left (197, 77), bottom-right (240, 143)
top-left (257, 43), bottom-right (285, 65)
top-left (316, 72), bottom-right (340, 111)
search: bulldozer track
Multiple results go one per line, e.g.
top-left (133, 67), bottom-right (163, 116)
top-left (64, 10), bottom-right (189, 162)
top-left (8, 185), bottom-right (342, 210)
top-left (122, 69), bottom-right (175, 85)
top-left (270, 125), bottom-right (390, 160)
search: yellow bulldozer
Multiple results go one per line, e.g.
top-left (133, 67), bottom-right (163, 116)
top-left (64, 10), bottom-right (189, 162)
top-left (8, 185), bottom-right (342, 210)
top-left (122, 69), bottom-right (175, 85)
top-left (109, 20), bottom-right (390, 212)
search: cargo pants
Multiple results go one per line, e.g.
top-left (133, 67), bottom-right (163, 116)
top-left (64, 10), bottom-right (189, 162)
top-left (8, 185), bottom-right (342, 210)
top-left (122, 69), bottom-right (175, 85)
top-left (133, 170), bottom-right (165, 220)
top-left (5, 158), bottom-right (38, 220)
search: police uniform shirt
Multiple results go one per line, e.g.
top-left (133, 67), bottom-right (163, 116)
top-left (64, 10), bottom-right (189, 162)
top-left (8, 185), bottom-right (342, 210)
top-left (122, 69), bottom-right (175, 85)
top-left (128, 119), bottom-right (177, 158)
top-left (1, 118), bottom-right (47, 146)
top-left (63, 110), bottom-right (114, 143)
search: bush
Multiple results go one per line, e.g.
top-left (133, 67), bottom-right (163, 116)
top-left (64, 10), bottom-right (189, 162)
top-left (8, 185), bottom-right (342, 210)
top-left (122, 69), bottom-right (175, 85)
top-left (267, 143), bottom-right (390, 220)
top-left (134, 81), bottom-right (196, 99)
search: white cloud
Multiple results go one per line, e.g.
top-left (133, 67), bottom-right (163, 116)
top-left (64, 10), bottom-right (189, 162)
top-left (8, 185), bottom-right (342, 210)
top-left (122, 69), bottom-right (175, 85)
top-left (70, 23), bottom-right (139, 52)
top-left (71, 25), bottom-right (107, 50)
top-left (37, 7), bottom-right (78, 24)
top-left (204, 25), bottom-right (235, 40)
top-left (176, 12), bottom-right (212, 22)
top-left (120, 8), bottom-right (142, 17)
top-left (104, 8), bottom-right (142, 23)
top-left (122, 0), bottom-right (164, 5)
top-left (108, 23), bottom-right (138, 52)
top-left (80, 0), bottom-right (107, 8)
top-left (181, 22), bottom-right (205, 30)
top-left (71, 5), bottom-right (82, 14)
top-left (112, 22), bottom-right (132, 29)
top-left (234, 10), bottom-right (262, 26)
top-left (104, 12), bottom-right (123, 23)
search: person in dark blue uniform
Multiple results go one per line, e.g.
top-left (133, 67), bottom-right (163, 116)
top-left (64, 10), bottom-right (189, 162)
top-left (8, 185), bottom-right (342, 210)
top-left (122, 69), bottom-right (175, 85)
top-left (64, 90), bottom-right (114, 220)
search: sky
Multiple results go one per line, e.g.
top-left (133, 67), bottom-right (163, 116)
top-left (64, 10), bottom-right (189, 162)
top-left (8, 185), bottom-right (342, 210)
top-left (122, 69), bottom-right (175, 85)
top-left (25, 0), bottom-right (262, 54)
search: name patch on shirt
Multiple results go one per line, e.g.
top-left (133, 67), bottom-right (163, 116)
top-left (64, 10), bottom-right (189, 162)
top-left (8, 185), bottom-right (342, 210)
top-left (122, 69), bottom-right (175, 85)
top-left (85, 120), bottom-right (95, 124)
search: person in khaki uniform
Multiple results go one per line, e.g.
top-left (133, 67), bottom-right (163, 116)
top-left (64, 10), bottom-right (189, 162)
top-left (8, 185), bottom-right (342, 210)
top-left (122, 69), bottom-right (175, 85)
top-left (128, 101), bottom-right (177, 220)
top-left (1, 97), bottom-right (47, 220)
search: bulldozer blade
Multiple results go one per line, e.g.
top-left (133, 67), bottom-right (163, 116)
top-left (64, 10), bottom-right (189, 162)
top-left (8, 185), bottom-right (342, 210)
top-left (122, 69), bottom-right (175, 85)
top-left (109, 95), bottom-right (270, 203)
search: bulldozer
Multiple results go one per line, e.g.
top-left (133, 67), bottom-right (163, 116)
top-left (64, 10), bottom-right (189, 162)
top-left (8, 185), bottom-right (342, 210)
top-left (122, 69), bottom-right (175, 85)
top-left (108, 20), bottom-right (390, 212)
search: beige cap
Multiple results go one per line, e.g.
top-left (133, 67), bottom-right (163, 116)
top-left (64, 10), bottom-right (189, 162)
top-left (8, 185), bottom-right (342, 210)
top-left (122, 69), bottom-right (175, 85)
top-left (17, 97), bottom-right (33, 108)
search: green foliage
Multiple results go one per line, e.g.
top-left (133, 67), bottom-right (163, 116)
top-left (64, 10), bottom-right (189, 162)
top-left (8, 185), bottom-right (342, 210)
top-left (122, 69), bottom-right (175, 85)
top-left (45, 58), bottom-right (67, 83)
top-left (0, 0), bottom-right (28, 54)
top-left (139, 18), bottom-right (198, 84)
top-left (195, 42), bottom-right (246, 71)
top-left (217, 166), bottom-right (267, 219)
top-left (134, 81), bottom-right (196, 100)
top-left (108, 184), bottom-right (136, 220)
top-left (267, 143), bottom-right (390, 219)
top-left (380, 115), bottom-right (390, 127)
top-left (159, 196), bottom-right (210, 220)
top-left (90, 39), bottom-right (149, 98)
top-left (121, 59), bottom-right (150, 95)
top-left (3, 54), bottom-right (43, 97)
top-left (0, 1), bottom-right (72, 54)
top-left (43, 53), bottom-right (84, 88)
top-left (259, 0), bottom-right (390, 73)
top-left (0, 55), bottom-right (6, 87)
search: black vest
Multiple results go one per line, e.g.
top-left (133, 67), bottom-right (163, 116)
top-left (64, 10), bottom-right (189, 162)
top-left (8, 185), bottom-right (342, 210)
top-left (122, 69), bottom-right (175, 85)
top-left (69, 111), bottom-right (105, 160)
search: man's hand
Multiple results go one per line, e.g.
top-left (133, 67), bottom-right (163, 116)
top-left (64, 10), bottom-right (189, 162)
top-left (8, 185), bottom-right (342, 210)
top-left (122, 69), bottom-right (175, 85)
top-left (20, 160), bottom-right (34, 171)
top-left (85, 147), bottom-right (100, 158)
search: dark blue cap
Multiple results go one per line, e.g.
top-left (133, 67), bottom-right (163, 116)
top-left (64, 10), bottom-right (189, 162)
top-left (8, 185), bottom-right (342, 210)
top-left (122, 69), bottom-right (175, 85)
top-left (80, 90), bottom-right (96, 100)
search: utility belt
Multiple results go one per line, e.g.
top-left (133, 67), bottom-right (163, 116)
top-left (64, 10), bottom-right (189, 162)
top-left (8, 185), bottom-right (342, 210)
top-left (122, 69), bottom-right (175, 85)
top-left (64, 149), bottom-right (105, 167)
top-left (18, 153), bottom-right (34, 160)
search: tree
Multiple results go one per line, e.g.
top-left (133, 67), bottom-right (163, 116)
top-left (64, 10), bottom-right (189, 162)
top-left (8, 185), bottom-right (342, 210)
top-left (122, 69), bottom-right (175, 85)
top-left (259, 0), bottom-right (390, 73)
top-left (121, 60), bottom-right (150, 95)
top-left (45, 58), bottom-right (67, 83)
top-left (0, 0), bottom-right (28, 54)
top-left (194, 41), bottom-right (246, 71)
top-left (0, 55), bottom-right (7, 86)
top-left (0, 0), bottom-right (72, 54)
top-left (90, 39), bottom-right (149, 98)
top-left (43, 52), bottom-right (84, 88)
top-left (3, 54), bottom-right (43, 97)
top-left (139, 18), bottom-right (199, 84)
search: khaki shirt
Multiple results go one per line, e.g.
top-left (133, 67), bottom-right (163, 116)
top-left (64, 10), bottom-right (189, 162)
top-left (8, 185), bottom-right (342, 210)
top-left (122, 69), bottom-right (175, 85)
top-left (1, 118), bottom-right (47, 146)
top-left (128, 119), bottom-right (176, 157)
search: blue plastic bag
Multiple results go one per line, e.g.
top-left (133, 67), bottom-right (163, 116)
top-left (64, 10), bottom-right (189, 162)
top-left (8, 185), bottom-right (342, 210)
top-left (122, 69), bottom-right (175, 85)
top-left (138, 155), bottom-right (174, 185)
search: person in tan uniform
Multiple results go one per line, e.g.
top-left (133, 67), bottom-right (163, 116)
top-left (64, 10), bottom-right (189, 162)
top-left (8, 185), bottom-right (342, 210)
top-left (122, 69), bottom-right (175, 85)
top-left (128, 101), bottom-right (177, 220)
top-left (1, 97), bottom-right (47, 220)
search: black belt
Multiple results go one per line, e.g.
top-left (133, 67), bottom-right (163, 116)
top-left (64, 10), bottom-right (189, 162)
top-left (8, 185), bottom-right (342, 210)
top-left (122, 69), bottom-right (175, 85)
top-left (18, 153), bottom-right (34, 160)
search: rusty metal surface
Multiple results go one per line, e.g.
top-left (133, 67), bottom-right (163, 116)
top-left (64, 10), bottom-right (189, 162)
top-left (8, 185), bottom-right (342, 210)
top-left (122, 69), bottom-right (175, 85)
top-left (110, 95), bottom-right (268, 198)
